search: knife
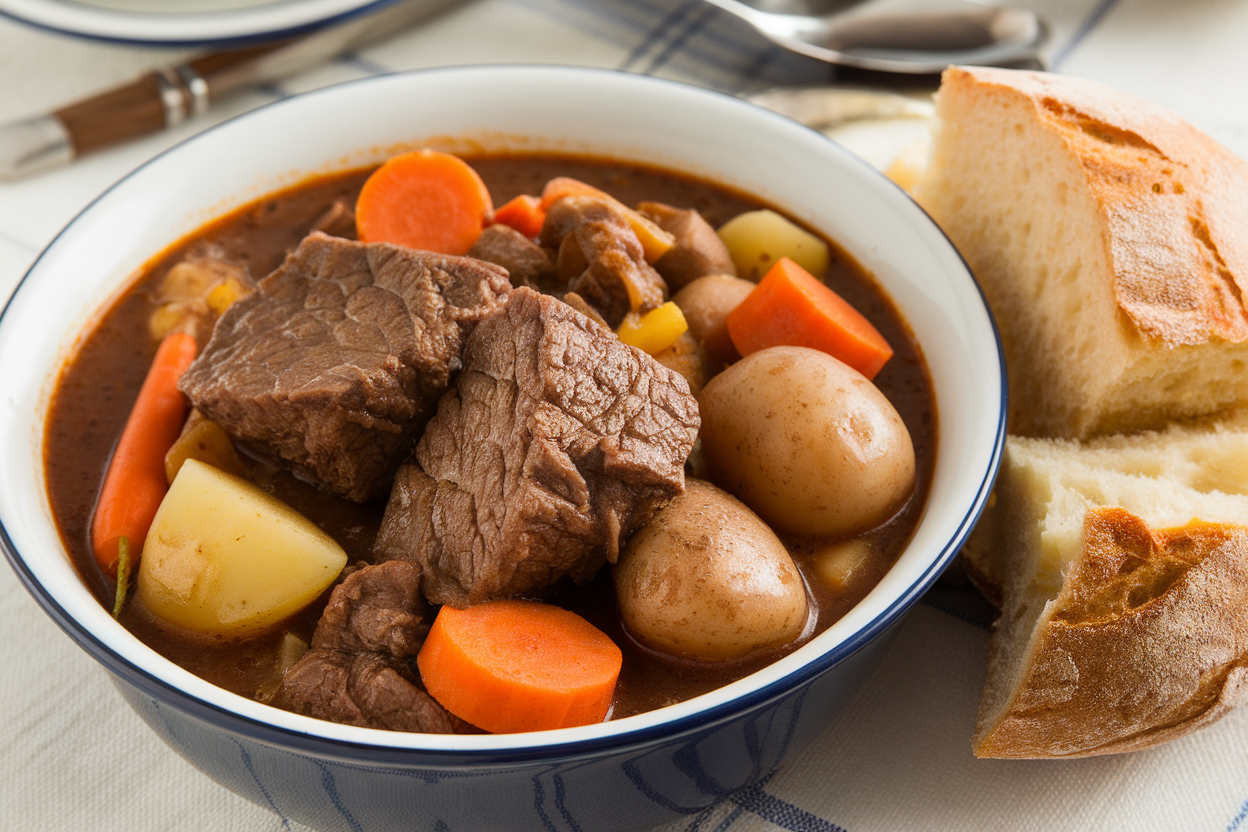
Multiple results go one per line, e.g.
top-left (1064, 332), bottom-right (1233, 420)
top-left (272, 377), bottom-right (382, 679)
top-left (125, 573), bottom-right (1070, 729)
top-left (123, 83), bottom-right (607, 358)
top-left (0, 0), bottom-right (458, 181)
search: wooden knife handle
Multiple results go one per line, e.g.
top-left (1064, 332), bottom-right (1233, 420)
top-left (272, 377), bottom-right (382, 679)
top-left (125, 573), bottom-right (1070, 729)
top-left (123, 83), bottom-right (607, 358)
top-left (54, 73), bottom-right (172, 156)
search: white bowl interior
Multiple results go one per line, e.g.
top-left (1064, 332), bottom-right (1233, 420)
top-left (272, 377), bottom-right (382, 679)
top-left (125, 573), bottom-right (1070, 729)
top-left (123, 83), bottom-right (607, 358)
top-left (0, 66), bottom-right (1002, 752)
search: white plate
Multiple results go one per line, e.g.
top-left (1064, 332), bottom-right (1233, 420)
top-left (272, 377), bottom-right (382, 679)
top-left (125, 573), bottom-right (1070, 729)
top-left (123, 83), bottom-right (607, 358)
top-left (0, 0), bottom-right (410, 45)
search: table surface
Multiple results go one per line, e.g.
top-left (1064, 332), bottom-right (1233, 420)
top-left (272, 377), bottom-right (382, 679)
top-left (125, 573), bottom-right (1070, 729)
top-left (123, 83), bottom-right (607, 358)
top-left (3, 1), bottom-right (1248, 830)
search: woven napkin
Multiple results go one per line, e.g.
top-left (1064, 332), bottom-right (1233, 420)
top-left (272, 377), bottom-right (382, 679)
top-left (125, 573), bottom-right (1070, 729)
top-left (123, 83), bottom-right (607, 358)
top-left (3, 1), bottom-right (1248, 830)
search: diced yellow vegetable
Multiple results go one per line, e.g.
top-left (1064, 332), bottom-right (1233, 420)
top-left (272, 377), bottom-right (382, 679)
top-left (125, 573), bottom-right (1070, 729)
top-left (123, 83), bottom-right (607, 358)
top-left (206, 275), bottom-right (250, 315)
top-left (148, 302), bottom-right (196, 340)
top-left (716, 209), bottom-right (830, 282)
top-left (617, 301), bottom-right (689, 356)
top-left (627, 211), bottom-right (677, 264)
top-left (811, 539), bottom-right (872, 591)
top-left (149, 257), bottom-right (251, 340)
top-left (159, 260), bottom-right (226, 301)
top-left (137, 460), bottom-right (347, 637)
top-left (164, 413), bottom-right (248, 484)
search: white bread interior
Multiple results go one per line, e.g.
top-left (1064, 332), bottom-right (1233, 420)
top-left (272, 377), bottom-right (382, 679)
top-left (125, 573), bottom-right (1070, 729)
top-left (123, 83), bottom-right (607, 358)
top-left (971, 423), bottom-right (1248, 757)
top-left (913, 67), bottom-right (1248, 439)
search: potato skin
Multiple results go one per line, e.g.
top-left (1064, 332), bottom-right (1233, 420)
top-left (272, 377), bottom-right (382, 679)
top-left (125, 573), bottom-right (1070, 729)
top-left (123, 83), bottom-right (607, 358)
top-left (672, 274), bottom-right (756, 370)
top-left (697, 346), bottom-right (915, 538)
top-left (614, 480), bottom-right (809, 661)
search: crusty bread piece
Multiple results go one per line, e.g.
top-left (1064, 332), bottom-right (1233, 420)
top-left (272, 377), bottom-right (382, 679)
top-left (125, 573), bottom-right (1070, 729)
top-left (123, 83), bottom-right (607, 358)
top-left (913, 67), bottom-right (1248, 439)
top-left (969, 424), bottom-right (1248, 758)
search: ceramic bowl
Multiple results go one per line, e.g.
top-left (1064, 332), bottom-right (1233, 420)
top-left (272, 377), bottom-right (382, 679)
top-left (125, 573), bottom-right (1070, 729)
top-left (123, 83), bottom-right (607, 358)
top-left (0, 66), bottom-right (1004, 832)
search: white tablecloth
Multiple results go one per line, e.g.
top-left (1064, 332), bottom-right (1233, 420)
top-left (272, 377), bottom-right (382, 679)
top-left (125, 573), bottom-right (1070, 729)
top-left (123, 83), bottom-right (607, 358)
top-left (3, 1), bottom-right (1248, 830)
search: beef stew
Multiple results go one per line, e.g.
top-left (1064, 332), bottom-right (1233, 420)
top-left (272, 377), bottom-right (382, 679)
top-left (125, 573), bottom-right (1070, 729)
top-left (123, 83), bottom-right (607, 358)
top-left (44, 153), bottom-right (936, 730)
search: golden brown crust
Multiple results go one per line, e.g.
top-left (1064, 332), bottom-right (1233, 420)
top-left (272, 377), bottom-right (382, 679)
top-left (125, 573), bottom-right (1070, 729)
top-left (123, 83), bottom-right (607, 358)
top-left (973, 507), bottom-right (1248, 758)
top-left (944, 66), bottom-right (1248, 347)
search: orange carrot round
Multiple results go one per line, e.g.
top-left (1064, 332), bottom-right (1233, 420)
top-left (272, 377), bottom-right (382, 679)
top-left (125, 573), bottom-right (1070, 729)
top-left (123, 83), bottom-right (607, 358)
top-left (726, 256), bottom-right (894, 380)
top-left (492, 194), bottom-right (546, 238)
top-left (91, 331), bottom-right (197, 578)
top-left (417, 600), bottom-right (623, 733)
top-left (355, 149), bottom-right (493, 255)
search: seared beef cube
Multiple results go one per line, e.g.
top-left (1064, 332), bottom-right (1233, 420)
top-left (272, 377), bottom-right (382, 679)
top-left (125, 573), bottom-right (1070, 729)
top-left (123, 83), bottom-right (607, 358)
top-left (374, 287), bottom-right (700, 607)
top-left (273, 650), bottom-right (463, 733)
top-left (312, 561), bottom-right (428, 657)
top-left (310, 198), bottom-right (357, 240)
top-left (540, 196), bottom-right (667, 327)
top-left (468, 224), bottom-right (557, 291)
top-left (561, 291), bottom-right (610, 330)
top-left (180, 232), bottom-right (510, 502)
top-left (271, 561), bottom-right (468, 732)
top-left (639, 201), bottom-right (737, 290)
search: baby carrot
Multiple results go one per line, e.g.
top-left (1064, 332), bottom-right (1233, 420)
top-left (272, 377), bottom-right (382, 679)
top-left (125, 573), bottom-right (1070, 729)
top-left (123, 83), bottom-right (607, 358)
top-left (417, 600), bottom-right (623, 734)
top-left (91, 330), bottom-right (197, 578)
top-left (492, 194), bottom-right (546, 238)
top-left (355, 149), bottom-right (493, 255)
top-left (726, 257), bottom-right (894, 380)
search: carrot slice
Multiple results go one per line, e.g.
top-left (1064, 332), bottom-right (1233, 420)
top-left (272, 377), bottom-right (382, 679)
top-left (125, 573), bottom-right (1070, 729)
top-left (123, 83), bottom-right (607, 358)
top-left (417, 600), bottom-right (623, 733)
top-left (492, 194), bottom-right (546, 238)
top-left (91, 331), bottom-right (197, 578)
top-left (726, 257), bottom-right (894, 380)
top-left (538, 177), bottom-right (675, 262)
top-left (355, 149), bottom-right (493, 255)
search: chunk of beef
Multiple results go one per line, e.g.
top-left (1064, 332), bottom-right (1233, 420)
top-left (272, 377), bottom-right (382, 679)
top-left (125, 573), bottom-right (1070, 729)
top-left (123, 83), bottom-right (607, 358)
top-left (310, 198), bottom-right (357, 240)
top-left (540, 196), bottom-right (667, 327)
top-left (468, 224), bottom-right (556, 291)
top-left (374, 287), bottom-right (700, 607)
top-left (561, 291), bottom-right (610, 330)
top-left (179, 232), bottom-right (511, 501)
top-left (273, 650), bottom-right (463, 733)
top-left (312, 560), bottom-right (429, 657)
top-left (639, 201), bottom-right (737, 290)
top-left (271, 561), bottom-right (472, 733)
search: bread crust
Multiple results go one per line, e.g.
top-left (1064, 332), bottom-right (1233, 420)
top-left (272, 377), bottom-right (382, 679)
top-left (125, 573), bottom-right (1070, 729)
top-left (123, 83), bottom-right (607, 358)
top-left (944, 66), bottom-right (1248, 347)
top-left (974, 507), bottom-right (1248, 758)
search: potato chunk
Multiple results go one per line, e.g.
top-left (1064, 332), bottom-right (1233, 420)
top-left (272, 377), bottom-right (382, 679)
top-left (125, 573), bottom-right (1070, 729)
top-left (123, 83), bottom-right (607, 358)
top-left (716, 209), bottom-right (830, 282)
top-left (164, 411), bottom-right (247, 484)
top-left (137, 459), bottom-right (347, 637)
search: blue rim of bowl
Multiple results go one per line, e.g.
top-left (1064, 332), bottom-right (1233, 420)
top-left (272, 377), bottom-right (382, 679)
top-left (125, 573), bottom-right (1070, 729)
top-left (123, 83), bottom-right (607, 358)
top-left (0, 64), bottom-right (1007, 766)
top-left (0, 0), bottom-right (403, 47)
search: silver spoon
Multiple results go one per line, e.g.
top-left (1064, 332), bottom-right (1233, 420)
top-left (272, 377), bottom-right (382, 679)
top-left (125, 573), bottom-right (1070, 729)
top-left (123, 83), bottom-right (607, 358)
top-left (702, 0), bottom-right (1049, 73)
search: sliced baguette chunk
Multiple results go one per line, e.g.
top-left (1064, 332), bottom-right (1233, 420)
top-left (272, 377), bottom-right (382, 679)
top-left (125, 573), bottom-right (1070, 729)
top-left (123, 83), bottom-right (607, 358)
top-left (913, 67), bottom-right (1248, 439)
top-left (971, 426), bottom-right (1248, 758)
